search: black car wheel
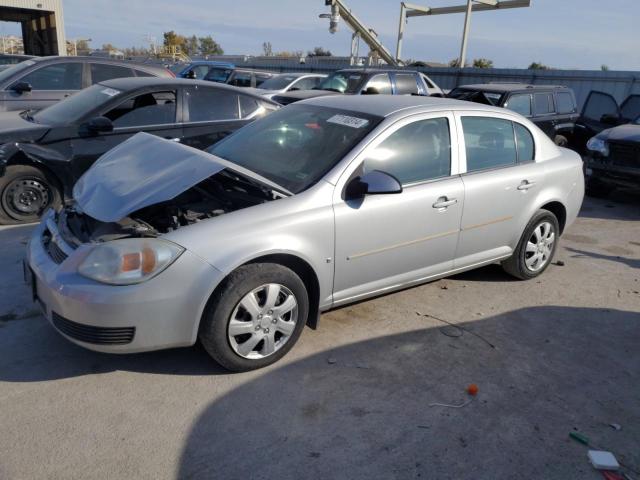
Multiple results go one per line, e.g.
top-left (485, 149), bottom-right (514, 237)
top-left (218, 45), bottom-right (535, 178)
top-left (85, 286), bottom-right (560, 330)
top-left (554, 135), bottom-right (568, 147)
top-left (0, 165), bottom-right (62, 224)
top-left (199, 263), bottom-right (309, 372)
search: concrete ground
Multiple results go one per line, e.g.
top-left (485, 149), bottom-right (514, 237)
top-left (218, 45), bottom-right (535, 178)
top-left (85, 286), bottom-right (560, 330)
top-left (0, 195), bottom-right (638, 480)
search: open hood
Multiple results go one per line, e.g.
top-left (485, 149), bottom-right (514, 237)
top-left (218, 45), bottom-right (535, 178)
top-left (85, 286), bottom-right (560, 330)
top-left (73, 132), bottom-right (289, 223)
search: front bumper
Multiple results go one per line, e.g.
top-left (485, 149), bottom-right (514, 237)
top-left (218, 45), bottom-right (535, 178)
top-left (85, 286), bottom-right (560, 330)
top-left (585, 154), bottom-right (640, 190)
top-left (26, 215), bottom-right (225, 353)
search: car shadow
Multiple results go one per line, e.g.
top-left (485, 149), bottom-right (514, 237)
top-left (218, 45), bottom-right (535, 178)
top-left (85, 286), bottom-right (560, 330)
top-left (578, 193), bottom-right (640, 222)
top-left (175, 306), bottom-right (640, 480)
top-left (449, 263), bottom-right (515, 283)
top-left (565, 246), bottom-right (640, 270)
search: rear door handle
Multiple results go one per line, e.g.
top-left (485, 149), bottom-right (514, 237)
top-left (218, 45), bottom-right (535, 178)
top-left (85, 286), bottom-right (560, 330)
top-left (432, 196), bottom-right (458, 209)
top-left (517, 180), bottom-right (536, 191)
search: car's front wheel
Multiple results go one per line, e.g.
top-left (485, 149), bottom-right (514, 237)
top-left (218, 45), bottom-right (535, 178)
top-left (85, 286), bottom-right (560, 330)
top-left (199, 263), bottom-right (309, 372)
top-left (502, 209), bottom-right (559, 280)
top-left (0, 164), bottom-right (62, 224)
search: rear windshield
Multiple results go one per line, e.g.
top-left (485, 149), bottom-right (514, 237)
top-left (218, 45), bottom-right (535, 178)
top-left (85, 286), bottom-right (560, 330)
top-left (448, 88), bottom-right (504, 106)
top-left (316, 72), bottom-right (364, 94)
top-left (258, 75), bottom-right (298, 90)
top-left (209, 104), bottom-right (382, 193)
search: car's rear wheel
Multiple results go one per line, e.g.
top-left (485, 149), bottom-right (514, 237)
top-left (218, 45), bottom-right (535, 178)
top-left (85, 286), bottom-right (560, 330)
top-left (199, 263), bottom-right (309, 372)
top-left (585, 177), bottom-right (614, 198)
top-left (554, 135), bottom-right (568, 147)
top-left (0, 165), bottom-right (61, 224)
top-left (502, 209), bottom-right (559, 280)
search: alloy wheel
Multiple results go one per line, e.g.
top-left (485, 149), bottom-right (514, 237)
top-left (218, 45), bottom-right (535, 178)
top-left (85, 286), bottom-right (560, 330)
top-left (228, 283), bottom-right (298, 359)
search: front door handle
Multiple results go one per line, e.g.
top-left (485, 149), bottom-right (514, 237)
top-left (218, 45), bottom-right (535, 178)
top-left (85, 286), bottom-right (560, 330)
top-left (517, 180), bottom-right (536, 191)
top-left (432, 196), bottom-right (458, 209)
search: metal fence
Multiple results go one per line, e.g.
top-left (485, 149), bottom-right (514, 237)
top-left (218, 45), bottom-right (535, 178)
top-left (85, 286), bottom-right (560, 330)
top-left (205, 55), bottom-right (640, 110)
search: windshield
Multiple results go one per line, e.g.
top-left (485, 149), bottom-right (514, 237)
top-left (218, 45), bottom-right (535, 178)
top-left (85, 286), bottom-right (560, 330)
top-left (258, 75), bottom-right (298, 90)
top-left (0, 59), bottom-right (35, 85)
top-left (448, 88), bottom-right (504, 106)
top-left (205, 67), bottom-right (233, 83)
top-left (169, 63), bottom-right (185, 74)
top-left (33, 83), bottom-right (123, 125)
top-left (209, 104), bottom-right (382, 193)
top-left (316, 72), bottom-right (364, 94)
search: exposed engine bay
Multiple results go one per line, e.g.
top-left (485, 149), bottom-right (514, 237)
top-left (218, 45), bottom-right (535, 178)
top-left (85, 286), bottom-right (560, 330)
top-left (59, 171), bottom-right (279, 245)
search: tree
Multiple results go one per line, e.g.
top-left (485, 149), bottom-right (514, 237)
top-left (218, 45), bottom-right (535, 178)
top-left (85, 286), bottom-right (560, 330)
top-left (262, 41), bottom-right (273, 56)
top-left (199, 36), bottom-right (224, 55)
top-left (448, 58), bottom-right (470, 68)
top-left (307, 46), bottom-right (332, 57)
top-left (601, 64), bottom-right (609, 71)
top-left (274, 50), bottom-right (304, 58)
top-left (472, 58), bottom-right (493, 69)
top-left (163, 30), bottom-right (187, 53)
top-left (185, 35), bottom-right (199, 56)
top-left (75, 39), bottom-right (91, 56)
top-left (102, 43), bottom-right (117, 52)
top-left (528, 61), bottom-right (550, 70)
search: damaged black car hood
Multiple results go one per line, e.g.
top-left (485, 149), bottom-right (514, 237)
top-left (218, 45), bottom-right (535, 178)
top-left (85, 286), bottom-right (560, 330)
top-left (0, 110), bottom-right (50, 144)
top-left (598, 124), bottom-right (640, 143)
top-left (73, 132), bottom-right (290, 223)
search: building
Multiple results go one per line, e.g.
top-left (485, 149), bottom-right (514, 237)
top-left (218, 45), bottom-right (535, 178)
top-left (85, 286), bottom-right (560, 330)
top-left (0, 0), bottom-right (66, 56)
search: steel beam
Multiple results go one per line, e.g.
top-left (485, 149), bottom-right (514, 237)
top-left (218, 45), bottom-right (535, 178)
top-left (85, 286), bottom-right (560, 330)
top-left (406, 0), bottom-right (529, 17)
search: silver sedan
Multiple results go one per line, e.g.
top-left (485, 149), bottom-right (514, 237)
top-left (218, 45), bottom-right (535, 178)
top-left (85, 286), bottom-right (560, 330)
top-left (26, 96), bottom-right (584, 371)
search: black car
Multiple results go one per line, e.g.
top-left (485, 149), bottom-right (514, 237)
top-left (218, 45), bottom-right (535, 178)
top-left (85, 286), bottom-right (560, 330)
top-left (584, 116), bottom-right (640, 197)
top-left (448, 83), bottom-right (578, 146)
top-left (0, 56), bottom-right (173, 113)
top-left (572, 90), bottom-right (640, 154)
top-left (0, 77), bottom-right (278, 224)
top-left (272, 68), bottom-right (444, 105)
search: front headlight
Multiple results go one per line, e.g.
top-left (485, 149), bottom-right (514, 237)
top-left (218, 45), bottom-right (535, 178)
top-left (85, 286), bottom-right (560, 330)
top-left (586, 136), bottom-right (609, 156)
top-left (78, 238), bottom-right (184, 285)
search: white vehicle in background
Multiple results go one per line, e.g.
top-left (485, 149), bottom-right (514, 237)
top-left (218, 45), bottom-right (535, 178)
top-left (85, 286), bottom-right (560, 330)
top-left (244, 72), bottom-right (327, 100)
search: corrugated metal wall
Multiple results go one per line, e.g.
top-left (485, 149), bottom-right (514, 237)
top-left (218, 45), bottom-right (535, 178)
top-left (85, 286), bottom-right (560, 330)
top-left (206, 55), bottom-right (640, 110)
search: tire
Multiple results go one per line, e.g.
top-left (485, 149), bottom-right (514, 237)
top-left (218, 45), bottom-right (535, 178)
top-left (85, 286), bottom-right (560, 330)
top-left (554, 135), bottom-right (568, 147)
top-left (0, 164), bottom-right (62, 225)
top-left (199, 263), bottom-right (309, 372)
top-left (502, 209), bottom-right (560, 280)
top-left (585, 177), bottom-right (613, 198)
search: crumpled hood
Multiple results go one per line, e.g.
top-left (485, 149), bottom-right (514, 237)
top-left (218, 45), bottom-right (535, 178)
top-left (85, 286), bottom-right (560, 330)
top-left (599, 124), bottom-right (640, 142)
top-left (73, 132), bottom-right (289, 223)
top-left (0, 110), bottom-right (49, 144)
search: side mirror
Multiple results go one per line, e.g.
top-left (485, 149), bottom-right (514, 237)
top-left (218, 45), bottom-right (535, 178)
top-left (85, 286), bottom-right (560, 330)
top-left (345, 170), bottom-right (402, 199)
top-left (185, 70), bottom-right (197, 79)
top-left (11, 82), bottom-right (32, 94)
top-left (85, 116), bottom-right (114, 134)
top-left (600, 113), bottom-right (620, 125)
top-left (361, 86), bottom-right (380, 95)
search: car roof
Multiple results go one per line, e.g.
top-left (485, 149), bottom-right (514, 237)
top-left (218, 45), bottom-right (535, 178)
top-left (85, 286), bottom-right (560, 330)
top-left (455, 83), bottom-right (569, 92)
top-left (98, 77), bottom-right (279, 103)
top-left (301, 94), bottom-right (507, 118)
top-left (336, 68), bottom-right (419, 74)
top-left (29, 55), bottom-right (170, 74)
top-left (187, 60), bottom-right (235, 67)
top-left (271, 72), bottom-right (325, 78)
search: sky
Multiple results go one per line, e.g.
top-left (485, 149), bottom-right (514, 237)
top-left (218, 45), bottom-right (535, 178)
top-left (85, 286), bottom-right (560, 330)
top-left (3, 0), bottom-right (640, 70)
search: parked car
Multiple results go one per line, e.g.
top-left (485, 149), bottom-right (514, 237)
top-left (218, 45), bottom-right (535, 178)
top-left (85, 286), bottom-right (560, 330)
top-left (272, 68), bottom-right (444, 105)
top-left (572, 90), bottom-right (640, 154)
top-left (0, 54), bottom-right (35, 65)
top-left (244, 72), bottom-right (327, 100)
top-left (171, 60), bottom-right (236, 80)
top-left (0, 56), bottom-right (173, 113)
top-left (0, 77), bottom-right (278, 224)
top-left (203, 67), bottom-right (275, 88)
top-left (26, 95), bottom-right (584, 371)
top-left (584, 114), bottom-right (640, 197)
top-left (448, 83), bottom-right (578, 146)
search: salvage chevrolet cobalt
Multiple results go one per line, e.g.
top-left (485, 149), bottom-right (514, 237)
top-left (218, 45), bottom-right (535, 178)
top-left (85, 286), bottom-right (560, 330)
top-left (26, 96), bottom-right (584, 371)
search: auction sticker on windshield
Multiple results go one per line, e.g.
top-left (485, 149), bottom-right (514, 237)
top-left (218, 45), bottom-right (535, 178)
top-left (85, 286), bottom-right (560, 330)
top-left (327, 114), bottom-right (369, 129)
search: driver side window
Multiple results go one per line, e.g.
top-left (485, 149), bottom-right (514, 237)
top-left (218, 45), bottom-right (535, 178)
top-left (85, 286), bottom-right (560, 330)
top-left (105, 91), bottom-right (177, 128)
top-left (363, 117), bottom-right (451, 185)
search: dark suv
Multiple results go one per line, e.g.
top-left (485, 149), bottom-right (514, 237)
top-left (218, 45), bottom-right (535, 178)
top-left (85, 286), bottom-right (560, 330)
top-left (0, 56), bottom-right (172, 112)
top-left (448, 83), bottom-right (578, 146)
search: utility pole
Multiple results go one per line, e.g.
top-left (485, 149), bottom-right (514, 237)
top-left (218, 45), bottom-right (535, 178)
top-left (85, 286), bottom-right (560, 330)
top-left (458, 0), bottom-right (473, 68)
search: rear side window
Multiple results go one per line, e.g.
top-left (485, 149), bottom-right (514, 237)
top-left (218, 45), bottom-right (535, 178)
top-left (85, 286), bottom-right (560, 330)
top-left (505, 94), bottom-right (531, 116)
top-left (514, 123), bottom-right (535, 162)
top-left (583, 92), bottom-right (618, 121)
top-left (228, 72), bottom-right (252, 87)
top-left (19, 62), bottom-right (82, 90)
top-left (90, 63), bottom-right (135, 84)
top-left (462, 117), bottom-right (517, 172)
top-left (364, 74), bottom-right (392, 95)
top-left (555, 91), bottom-right (576, 114)
top-left (394, 74), bottom-right (419, 95)
top-left (186, 87), bottom-right (239, 121)
top-left (533, 93), bottom-right (554, 115)
top-left (364, 117), bottom-right (451, 185)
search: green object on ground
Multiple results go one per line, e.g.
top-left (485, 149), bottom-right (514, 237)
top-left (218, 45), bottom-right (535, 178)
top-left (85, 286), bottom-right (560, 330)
top-left (570, 432), bottom-right (590, 445)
